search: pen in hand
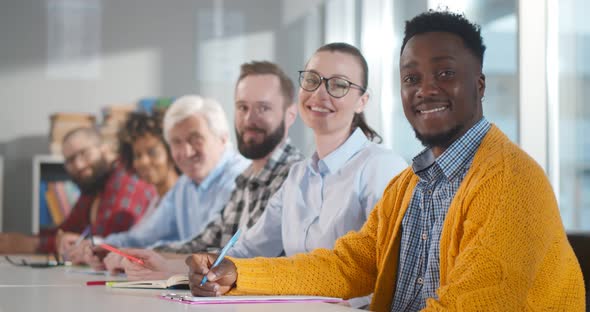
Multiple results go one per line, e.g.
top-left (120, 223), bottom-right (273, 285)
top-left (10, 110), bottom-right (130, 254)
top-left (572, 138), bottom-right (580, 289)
top-left (99, 243), bottom-right (145, 265)
top-left (88, 227), bottom-right (95, 248)
top-left (200, 229), bottom-right (241, 286)
top-left (73, 225), bottom-right (91, 247)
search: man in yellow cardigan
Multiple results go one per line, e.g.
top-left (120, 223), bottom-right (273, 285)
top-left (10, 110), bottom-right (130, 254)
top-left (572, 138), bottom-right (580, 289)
top-left (185, 10), bottom-right (586, 311)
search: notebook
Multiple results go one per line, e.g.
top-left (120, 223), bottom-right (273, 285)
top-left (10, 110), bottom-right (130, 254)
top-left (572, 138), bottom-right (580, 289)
top-left (107, 274), bottom-right (189, 289)
top-left (160, 293), bottom-right (344, 305)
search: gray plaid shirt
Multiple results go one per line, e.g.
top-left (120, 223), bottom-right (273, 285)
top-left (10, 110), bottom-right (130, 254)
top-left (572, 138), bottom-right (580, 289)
top-left (154, 141), bottom-right (303, 253)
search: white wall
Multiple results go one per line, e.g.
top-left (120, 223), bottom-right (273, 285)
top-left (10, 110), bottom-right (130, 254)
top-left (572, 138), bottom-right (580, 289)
top-left (0, 0), bottom-right (322, 232)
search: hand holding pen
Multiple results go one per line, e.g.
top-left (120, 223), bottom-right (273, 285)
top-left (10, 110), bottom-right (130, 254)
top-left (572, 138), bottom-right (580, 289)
top-left (84, 244), bottom-right (109, 272)
top-left (58, 225), bottom-right (92, 263)
top-left (99, 243), bottom-right (145, 265)
top-left (56, 230), bottom-right (82, 259)
top-left (186, 229), bottom-right (241, 297)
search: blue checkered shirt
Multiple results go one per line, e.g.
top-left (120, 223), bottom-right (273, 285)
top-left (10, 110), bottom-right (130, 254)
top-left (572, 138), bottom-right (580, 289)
top-left (391, 118), bottom-right (490, 311)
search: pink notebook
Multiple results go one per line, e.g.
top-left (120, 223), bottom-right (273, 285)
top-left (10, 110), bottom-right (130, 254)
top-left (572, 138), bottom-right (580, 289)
top-left (160, 293), bottom-right (344, 305)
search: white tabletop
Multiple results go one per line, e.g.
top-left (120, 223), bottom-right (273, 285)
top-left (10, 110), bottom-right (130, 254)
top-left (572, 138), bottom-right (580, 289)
top-left (0, 257), bottom-right (357, 312)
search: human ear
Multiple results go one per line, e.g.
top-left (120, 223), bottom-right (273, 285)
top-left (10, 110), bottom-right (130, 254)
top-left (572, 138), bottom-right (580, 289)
top-left (477, 73), bottom-right (486, 100)
top-left (355, 92), bottom-right (369, 114)
top-left (284, 103), bottom-right (297, 129)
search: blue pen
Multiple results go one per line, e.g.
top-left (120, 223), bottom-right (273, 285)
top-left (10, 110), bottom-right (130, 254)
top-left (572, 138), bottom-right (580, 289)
top-left (74, 225), bottom-right (91, 247)
top-left (88, 226), bottom-right (95, 247)
top-left (200, 229), bottom-right (242, 286)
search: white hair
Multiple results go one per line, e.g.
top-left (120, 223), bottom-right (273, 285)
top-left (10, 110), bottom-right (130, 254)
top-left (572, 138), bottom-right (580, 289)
top-left (163, 95), bottom-right (230, 145)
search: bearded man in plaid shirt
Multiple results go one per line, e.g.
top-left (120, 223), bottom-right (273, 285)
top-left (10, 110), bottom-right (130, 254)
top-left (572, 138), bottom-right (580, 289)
top-left (0, 127), bottom-right (156, 255)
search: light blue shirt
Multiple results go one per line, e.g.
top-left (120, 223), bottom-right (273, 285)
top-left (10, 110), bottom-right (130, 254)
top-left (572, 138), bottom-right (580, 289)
top-left (105, 147), bottom-right (250, 248)
top-left (228, 128), bottom-right (407, 258)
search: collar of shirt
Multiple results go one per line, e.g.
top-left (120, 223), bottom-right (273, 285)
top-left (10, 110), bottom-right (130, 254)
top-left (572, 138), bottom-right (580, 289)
top-left (308, 128), bottom-right (368, 176)
top-left (235, 139), bottom-right (299, 188)
top-left (194, 146), bottom-right (237, 190)
top-left (412, 118), bottom-right (491, 182)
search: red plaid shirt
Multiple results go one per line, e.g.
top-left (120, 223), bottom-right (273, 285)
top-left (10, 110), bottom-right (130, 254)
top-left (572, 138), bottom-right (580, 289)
top-left (38, 162), bottom-right (156, 253)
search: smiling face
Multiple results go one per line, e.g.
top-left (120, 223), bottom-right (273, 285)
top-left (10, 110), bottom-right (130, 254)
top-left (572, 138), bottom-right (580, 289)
top-left (234, 74), bottom-right (287, 159)
top-left (400, 31), bottom-right (485, 155)
top-left (132, 134), bottom-right (174, 186)
top-left (298, 51), bottom-right (368, 137)
top-left (168, 114), bottom-right (227, 183)
top-left (62, 132), bottom-right (111, 194)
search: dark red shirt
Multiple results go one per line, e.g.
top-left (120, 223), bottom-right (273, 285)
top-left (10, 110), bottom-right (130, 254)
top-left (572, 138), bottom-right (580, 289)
top-left (38, 162), bottom-right (156, 253)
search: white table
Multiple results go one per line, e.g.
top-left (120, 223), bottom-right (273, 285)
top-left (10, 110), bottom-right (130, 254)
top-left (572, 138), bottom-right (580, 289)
top-left (0, 257), bottom-right (357, 312)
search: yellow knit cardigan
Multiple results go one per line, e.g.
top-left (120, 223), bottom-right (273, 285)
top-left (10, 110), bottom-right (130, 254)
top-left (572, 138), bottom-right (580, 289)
top-left (230, 125), bottom-right (585, 311)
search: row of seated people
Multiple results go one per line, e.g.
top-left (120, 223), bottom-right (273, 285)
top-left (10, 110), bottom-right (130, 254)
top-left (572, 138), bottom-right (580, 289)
top-left (0, 10), bottom-right (585, 311)
top-left (0, 43), bottom-right (407, 309)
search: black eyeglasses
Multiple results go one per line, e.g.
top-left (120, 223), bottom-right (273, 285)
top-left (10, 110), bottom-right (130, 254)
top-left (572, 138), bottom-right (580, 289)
top-left (298, 71), bottom-right (366, 98)
top-left (5, 254), bottom-right (64, 268)
top-left (64, 145), bottom-right (98, 169)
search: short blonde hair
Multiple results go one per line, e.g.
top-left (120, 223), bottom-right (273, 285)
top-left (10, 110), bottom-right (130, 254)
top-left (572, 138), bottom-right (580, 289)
top-left (163, 95), bottom-right (230, 145)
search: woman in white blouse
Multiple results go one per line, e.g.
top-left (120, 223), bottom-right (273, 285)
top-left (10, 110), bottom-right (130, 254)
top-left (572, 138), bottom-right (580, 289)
top-left (227, 42), bottom-right (407, 259)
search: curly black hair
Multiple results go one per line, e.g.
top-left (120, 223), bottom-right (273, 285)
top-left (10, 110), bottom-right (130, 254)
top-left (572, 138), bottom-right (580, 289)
top-left (117, 111), bottom-right (176, 173)
top-left (401, 10), bottom-right (486, 66)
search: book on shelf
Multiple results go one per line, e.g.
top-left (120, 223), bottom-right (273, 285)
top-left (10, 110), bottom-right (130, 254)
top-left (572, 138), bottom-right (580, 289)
top-left (45, 188), bottom-right (64, 225)
top-left (48, 182), bottom-right (70, 218)
top-left (39, 181), bottom-right (52, 227)
top-left (63, 181), bottom-right (80, 211)
top-left (39, 181), bottom-right (80, 227)
top-left (107, 274), bottom-right (189, 289)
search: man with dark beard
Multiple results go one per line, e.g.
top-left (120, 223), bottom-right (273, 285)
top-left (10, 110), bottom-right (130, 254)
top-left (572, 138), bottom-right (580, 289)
top-left (0, 127), bottom-right (157, 255)
top-left (93, 61), bottom-right (304, 278)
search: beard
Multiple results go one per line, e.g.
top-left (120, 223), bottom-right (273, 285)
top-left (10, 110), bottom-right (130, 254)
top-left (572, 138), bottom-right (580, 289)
top-left (71, 157), bottom-right (112, 195)
top-left (236, 121), bottom-right (285, 160)
top-left (414, 123), bottom-right (464, 149)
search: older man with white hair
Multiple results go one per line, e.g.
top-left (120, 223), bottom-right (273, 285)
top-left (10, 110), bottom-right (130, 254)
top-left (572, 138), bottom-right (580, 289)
top-left (79, 96), bottom-right (249, 258)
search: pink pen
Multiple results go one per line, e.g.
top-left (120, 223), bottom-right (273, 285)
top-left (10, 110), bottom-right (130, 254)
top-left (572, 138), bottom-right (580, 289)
top-left (99, 243), bottom-right (145, 265)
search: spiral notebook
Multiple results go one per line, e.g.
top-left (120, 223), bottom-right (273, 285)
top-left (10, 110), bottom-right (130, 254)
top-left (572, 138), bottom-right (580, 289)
top-left (160, 293), bottom-right (344, 305)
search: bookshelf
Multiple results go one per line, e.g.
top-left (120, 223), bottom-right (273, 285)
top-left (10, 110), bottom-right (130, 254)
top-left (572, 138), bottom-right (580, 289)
top-left (32, 155), bottom-right (78, 234)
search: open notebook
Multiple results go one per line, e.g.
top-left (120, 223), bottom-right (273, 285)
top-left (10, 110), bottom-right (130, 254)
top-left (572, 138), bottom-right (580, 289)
top-left (160, 293), bottom-right (344, 305)
top-left (107, 274), bottom-right (189, 289)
